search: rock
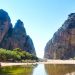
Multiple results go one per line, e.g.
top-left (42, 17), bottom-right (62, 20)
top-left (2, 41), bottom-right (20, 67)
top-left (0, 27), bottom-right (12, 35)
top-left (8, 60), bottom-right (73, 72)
top-left (11, 20), bottom-right (27, 50)
top-left (0, 9), bottom-right (36, 55)
top-left (25, 35), bottom-right (36, 55)
top-left (44, 13), bottom-right (75, 59)
top-left (0, 9), bottom-right (11, 43)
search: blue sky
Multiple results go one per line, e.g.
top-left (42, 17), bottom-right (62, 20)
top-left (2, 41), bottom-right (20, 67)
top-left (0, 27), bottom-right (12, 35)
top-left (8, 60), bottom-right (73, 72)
top-left (0, 0), bottom-right (75, 58)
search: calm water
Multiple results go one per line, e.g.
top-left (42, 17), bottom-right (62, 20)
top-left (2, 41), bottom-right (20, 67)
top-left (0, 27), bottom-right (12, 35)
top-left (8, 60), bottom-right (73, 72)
top-left (0, 64), bottom-right (75, 75)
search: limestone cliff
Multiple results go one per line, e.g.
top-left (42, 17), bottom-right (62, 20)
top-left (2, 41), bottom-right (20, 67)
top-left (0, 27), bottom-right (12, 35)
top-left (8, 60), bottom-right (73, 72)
top-left (0, 9), bottom-right (36, 55)
top-left (44, 13), bottom-right (75, 59)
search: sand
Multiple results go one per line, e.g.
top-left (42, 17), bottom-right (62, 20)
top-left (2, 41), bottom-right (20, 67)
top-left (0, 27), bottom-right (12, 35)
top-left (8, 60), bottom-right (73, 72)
top-left (1, 60), bottom-right (75, 67)
top-left (39, 60), bottom-right (75, 64)
top-left (0, 62), bottom-right (37, 67)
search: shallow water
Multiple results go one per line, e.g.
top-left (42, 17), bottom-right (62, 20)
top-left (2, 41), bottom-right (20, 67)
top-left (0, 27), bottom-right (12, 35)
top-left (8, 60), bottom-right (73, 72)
top-left (0, 64), bottom-right (75, 75)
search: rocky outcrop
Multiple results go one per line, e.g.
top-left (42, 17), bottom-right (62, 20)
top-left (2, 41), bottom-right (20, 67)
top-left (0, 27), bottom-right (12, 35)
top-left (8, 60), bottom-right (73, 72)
top-left (44, 13), bottom-right (75, 59)
top-left (0, 9), bottom-right (36, 55)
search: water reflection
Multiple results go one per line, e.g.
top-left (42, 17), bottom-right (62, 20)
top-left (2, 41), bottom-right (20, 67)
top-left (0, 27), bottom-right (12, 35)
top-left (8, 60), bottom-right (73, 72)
top-left (44, 64), bottom-right (75, 75)
top-left (33, 64), bottom-right (47, 75)
top-left (0, 64), bottom-right (75, 75)
top-left (0, 65), bottom-right (35, 75)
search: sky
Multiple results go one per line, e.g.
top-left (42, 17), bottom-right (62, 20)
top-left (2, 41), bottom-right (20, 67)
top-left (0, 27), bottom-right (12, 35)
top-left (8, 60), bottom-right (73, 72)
top-left (0, 0), bottom-right (75, 58)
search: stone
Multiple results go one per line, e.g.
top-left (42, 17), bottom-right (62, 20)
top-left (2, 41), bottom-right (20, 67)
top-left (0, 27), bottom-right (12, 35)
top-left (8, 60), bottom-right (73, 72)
top-left (0, 9), bottom-right (36, 55)
top-left (44, 13), bottom-right (75, 59)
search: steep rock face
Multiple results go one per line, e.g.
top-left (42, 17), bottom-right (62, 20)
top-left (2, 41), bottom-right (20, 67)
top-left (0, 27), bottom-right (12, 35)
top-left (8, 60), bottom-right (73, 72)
top-left (24, 35), bottom-right (35, 54)
top-left (0, 9), bottom-right (11, 43)
top-left (44, 13), bottom-right (75, 59)
top-left (11, 20), bottom-right (27, 50)
top-left (0, 9), bottom-right (36, 55)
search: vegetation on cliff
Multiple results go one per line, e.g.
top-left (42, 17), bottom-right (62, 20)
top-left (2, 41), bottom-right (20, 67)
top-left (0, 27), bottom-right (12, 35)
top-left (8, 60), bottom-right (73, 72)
top-left (0, 9), bottom-right (36, 55)
top-left (0, 48), bottom-right (38, 62)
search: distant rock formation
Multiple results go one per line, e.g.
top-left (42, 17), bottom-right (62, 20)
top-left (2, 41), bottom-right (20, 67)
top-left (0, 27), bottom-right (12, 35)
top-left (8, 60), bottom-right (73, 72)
top-left (0, 9), bottom-right (36, 55)
top-left (44, 13), bottom-right (75, 59)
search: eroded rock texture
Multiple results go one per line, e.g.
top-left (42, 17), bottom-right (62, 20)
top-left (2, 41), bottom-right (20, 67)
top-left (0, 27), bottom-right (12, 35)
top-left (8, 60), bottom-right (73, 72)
top-left (44, 13), bottom-right (75, 59)
top-left (0, 9), bottom-right (36, 55)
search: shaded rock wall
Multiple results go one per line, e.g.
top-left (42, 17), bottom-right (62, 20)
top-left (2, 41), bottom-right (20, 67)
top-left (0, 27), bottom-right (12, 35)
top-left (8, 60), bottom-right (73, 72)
top-left (0, 9), bottom-right (36, 55)
top-left (44, 13), bottom-right (75, 59)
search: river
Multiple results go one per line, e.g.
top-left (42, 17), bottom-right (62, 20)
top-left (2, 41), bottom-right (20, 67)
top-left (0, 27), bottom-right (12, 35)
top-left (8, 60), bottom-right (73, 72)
top-left (0, 64), bottom-right (75, 75)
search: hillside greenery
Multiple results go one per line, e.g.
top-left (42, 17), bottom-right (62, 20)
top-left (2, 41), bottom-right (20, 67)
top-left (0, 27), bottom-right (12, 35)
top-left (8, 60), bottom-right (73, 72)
top-left (0, 48), bottom-right (38, 62)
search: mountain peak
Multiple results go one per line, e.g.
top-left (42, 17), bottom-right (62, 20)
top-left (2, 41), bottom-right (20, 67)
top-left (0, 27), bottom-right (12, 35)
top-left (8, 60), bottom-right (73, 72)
top-left (0, 9), bottom-right (36, 55)
top-left (0, 9), bottom-right (11, 22)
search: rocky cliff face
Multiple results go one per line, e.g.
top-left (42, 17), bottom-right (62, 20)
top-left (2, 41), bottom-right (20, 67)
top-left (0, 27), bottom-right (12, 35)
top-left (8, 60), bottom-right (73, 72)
top-left (44, 13), bottom-right (75, 59)
top-left (0, 9), bottom-right (36, 55)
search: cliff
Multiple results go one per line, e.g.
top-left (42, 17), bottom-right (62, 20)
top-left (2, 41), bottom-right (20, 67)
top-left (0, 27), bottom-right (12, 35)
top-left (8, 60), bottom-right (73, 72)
top-left (0, 9), bottom-right (36, 55)
top-left (44, 13), bottom-right (75, 59)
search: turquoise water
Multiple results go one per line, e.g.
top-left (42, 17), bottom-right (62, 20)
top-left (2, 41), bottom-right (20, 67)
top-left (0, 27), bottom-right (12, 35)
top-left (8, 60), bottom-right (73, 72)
top-left (0, 64), bottom-right (75, 75)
